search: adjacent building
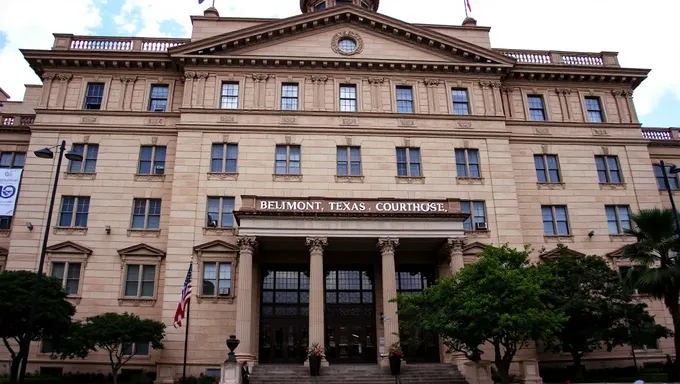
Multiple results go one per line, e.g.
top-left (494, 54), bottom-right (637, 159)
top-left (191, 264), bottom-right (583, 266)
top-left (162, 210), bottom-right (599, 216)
top-left (0, 0), bottom-right (677, 381)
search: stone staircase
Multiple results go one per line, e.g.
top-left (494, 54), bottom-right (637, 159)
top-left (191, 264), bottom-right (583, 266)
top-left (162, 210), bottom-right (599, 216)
top-left (248, 363), bottom-right (469, 384)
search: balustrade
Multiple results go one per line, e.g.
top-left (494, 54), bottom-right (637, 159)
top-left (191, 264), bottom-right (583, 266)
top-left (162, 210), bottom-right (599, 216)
top-left (1, 115), bottom-right (34, 126)
top-left (497, 49), bottom-right (612, 67)
top-left (642, 128), bottom-right (675, 140)
top-left (57, 34), bottom-right (188, 52)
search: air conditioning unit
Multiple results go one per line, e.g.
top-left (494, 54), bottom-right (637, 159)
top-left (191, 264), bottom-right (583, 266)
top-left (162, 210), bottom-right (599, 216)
top-left (154, 165), bottom-right (165, 175)
top-left (207, 215), bottom-right (218, 228)
top-left (475, 222), bottom-right (488, 231)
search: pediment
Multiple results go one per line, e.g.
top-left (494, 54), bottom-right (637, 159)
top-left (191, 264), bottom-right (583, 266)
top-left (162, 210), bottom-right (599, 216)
top-left (539, 246), bottom-right (586, 260)
top-left (118, 243), bottom-right (166, 258)
top-left (606, 245), bottom-right (627, 259)
top-left (463, 241), bottom-right (487, 256)
top-left (45, 241), bottom-right (92, 255)
top-left (193, 240), bottom-right (240, 254)
top-left (170, 7), bottom-right (513, 67)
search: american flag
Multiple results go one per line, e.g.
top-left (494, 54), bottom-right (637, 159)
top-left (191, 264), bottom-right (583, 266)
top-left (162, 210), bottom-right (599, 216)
top-left (173, 264), bottom-right (192, 328)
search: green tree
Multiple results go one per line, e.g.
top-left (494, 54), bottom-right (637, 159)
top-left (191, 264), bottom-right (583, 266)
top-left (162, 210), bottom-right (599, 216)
top-left (624, 208), bottom-right (680, 373)
top-left (76, 312), bottom-right (166, 384)
top-left (540, 249), bottom-right (671, 380)
top-left (0, 270), bottom-right (77, 384)
top-left (396, 244), bottom-right (566, 384)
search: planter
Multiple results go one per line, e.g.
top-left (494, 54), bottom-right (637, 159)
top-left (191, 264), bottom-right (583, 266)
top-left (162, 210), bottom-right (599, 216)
top-left (389, 355), bottom-right (402, 375)
top-left (309, 355), bottom-right (322, 376)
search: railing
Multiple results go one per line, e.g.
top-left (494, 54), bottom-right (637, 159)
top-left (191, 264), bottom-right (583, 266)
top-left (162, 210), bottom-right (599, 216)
top-left (642, 128), bottom-right (676, 141)
top-left (54, 34), bottom-right (190, 53)
top-left (1, 115), bottom-right (34, 127)
top-left (496, 49), bottom-right (618, 67)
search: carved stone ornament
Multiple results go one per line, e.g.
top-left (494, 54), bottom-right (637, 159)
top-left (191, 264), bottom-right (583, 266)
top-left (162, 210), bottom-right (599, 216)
top-left (555, 88), bottom-right (572, 95)
top-left (196, 72), bottom-right (210, 79)
top-left (118, 298), bottom-right (156, 307)
top-left (42, 73), bottom-right (56, 82)
top-left (500, 86), bottom-right (514, 93)
top-left (377, 238), bottom-right (399, 254)
top-left (592, 128), bottom-right (609, 136)
top-left (220, 116), bottom-right (237, 123)
top-left (0, 229), bottom-right (11, 238)
top-left (398, 119), bottom-right (415, 127)
top-left (53, 227), bottom-right (88, 235)
top-left (237, 236), bottom-right (258, 253)
top-left (120, 75), bottom-right (137, 84)
top-left (331, 31), bottom-right (365, 56)
top-left (491, 81), bottom-right (502, 88)
top-left (423, 79), bottom-right (441, 87)
top-left (127, 229), bottom-right (161, 237)
top-left (306, 237), bottom-right (328, 254)
top-left (146, 118), bottom-right (165, 126)
top-left (534, 127), bottom-right (551, 135)
top-left (446, 238), bottom-right (467, 253)
top-left (80, 116), bottom-right (98, 124)
top-left (252, 73), bottom-right (271, 82)
top-left (537, 182), bottom-right (566, 190)
top-left (478, 81), bottom-right (492, 89)
top-left (456, 177), bottom-right (484, 185)
top-left (64, 172), bottom-right (97, 180)
top-left (340, 117), bottom-right (358, 126)
top-left (272, 174), bottom-right (303, 182)
top-left (207, 172), bottom-right (239, 181)
top-left (184, 71), bottom-right (196, 80)
top-left (281, 117), bottom-right (298, 125)
top-left (395, 176), bottom-right (425, 184)
top-left (133, 174), bottom-right (165, 182)
top-left (57, 74), bottom-right (73, 83)
top-left (367, 77), bottom-right (385, 85)
top-left (311, 75), bottom-right (329, 83)
top-left (335, 175), bottom-right (365, 183)
top-left (203, 227), bottom-right (237, 236)
top-left (456, 121), bottom-right (473, 129)
top-left (151, 136), bottom-right (159, 145)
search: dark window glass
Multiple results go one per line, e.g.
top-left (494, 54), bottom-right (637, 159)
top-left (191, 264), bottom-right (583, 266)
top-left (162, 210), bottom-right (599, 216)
top-left (654, 164), bottom-right (679, 190)
top-left (337, 146), bottom-right (361, 176)
top-left (138, 146), bottom-right (166, 175)
top-left (395, 147), bottom-right (420, 177)
top-left (202, 262), bottom-right (232, 296)
top-left (314, 1), bottom-right (327, 9)
top-left (206, 197), bottom-right (235, 228)
top-left (534, 154), bottom-right (560, 183)
top-left (211, 143), bottom-right (238, 173)
top-left (585, 96), bottom-right (604, 123)
top-left (596, 155), bottom-right (622, 184)
top-left (542, 205), bottom-right (569, 235)
top-left (606, 205), bottom-right (631, 234)
top-left (149, 85), bottom-right (169, 112)
top-left (132, 198), bottom-right (161, 229)
top-left (461, 201), bottom-right (487, 231)
top-left (528, 95), bottom-right (546, 121)
top-left (221, 82), bottom-right (239, 109)
top-left (0, 152), bottom-right (26, 168)
top-left (339, 85), bottom-right (357, 112)
top-left (69, 144), bottom-right (98, 173)
top-left (58, 196), bottom-right (89, 228)
top-left (396, 86), bottom-right (414, 113)
top-left (452, 89), bottom-right (470, 115)
top-left (275, 145), bottom-right (301, 175)
top-left (455, 149), bottom-right (480, 178)
top-left (84, 83), bottom-right (104, 110)
top-left (281, 84), bottom-right (299, 111)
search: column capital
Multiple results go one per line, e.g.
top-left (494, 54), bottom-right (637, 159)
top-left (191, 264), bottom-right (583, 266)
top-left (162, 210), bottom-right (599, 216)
top-left (377, 238), bottom-right (399, 254)
top-left (446, 237), bottom-right (467, 253)
top-left (305, 237), bottom-right (328, 253)
top-left (236, 236), bottom-right (257, 253)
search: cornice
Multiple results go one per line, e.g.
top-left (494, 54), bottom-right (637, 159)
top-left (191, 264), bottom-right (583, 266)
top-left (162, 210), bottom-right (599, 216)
top-left (34, 109), bottom-right (181, 118)
top-left (509, 135), bottom-right (649, 146)
top-left (29, 123), bottom-right (178, 135)
top-left (505, 120), bottom-right (642, 129)
top-left (504, 65), bottom-right (649, 89)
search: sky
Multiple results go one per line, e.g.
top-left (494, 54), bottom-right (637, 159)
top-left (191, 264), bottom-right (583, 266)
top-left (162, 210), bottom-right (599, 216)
top-left (0, 0), bottom-right (678, 127)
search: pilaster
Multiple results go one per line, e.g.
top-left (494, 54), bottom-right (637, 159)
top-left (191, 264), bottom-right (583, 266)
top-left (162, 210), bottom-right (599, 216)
top-left (377, 237), bottom-right (399, 358)
top-left (235, 236), bottom-right (257, 361)
top-left (182, 71), bottom-right (196, 108)
top-left (305, 237), bottom-right (328, 354)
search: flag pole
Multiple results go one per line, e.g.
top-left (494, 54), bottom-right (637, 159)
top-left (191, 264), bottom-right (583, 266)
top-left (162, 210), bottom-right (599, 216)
top-left (182, 300), bottom-right (191, 382)
top-left (464, 0), bottom-right (469, 18)
top-left (212, 0), bottom-right (216, 8)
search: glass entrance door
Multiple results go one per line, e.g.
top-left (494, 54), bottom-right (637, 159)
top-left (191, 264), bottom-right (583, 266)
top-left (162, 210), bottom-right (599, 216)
top-left (324, 269), bottom-right (377, 363)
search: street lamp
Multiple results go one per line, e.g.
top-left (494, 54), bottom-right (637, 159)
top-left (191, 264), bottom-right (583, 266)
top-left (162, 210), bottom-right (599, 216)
top-left (18, 140), bottom-right (82, 383)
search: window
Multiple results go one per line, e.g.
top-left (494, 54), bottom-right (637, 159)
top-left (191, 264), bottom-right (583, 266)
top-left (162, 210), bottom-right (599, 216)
top-left (527, 95), bottom-right (546, 121)
top-left (205, 369), bottom-right (221, 378)
top-left (0, 152), bottom-right (25, 168)
top-left (68, 144), bottom-right (98, 173)
top-left (40, 340), bottom-right (55, 354)
top-left (84, 83), bottom-right (104, 110)
top-left (360, 1), bottom-right (370, 8)
top-left (396, 147), bottom-right (421, 177)
top-left (337, 146), bottom-right (361, 176)
top-left (654, 164), bottom-right (678, 190)
top-left (281, 83), bottom-right (299, 111)
top-left (206, 197), bottom-right (235, 228)
top-left (606, 205), bottom-right (632, 235)
top-left (585, 96), bottom-right (604, 123)
top-left (51, 262), bottom-right (81, 295)
top-left (396, 86), bottom-right (414, 113)
top-left (138, 146), bottom-right (166, 175)
top-left (336, 0), bottom-right (353, 5)
top-left (534, 154), bottom-right (561, 183)
top-left (124, 265), bottom-right (156, 297)
top-left (275, 145), bottom-right (301, 175)
top-left (0, 217), bottom-right (11, 230)
top-left (58, 196), bottom-right (90, 228)
top-left (396, 270), bottom-right (430, 294)
top-left (452, 89), bottom-right (470, 115)
top-left (339, 85), bottom-right (357, 112)
top-left (314, 1), bottom-right (327, 9)
top-left (122, 342), bottom-right (150, 356)
top-left (220, 82), bottom-right (239, 109)
top-left (461, 201), bottom-right (487, 231)
top-left (202, 262), bottom-right (232, 296)
top-left (455, 149), bottom-right (480, 178)
top-left (632, 320), bottom-right (659, 351)
top-left (595, 155), bottom-right (622, 184)
top-left (542, 205), bottom-right (570, 236)
top-left (131, 198), bottom-right (162, 230)
top-left (149, 85), bottom-right (169, 112)
top-left (210, 143), bottom-right (238, 173)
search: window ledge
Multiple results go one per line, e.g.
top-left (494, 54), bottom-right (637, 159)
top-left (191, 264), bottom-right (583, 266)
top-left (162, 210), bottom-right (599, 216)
top-left (335, 175), bottom-right (365, 183)
top-left (609, 234), bottom-right (635, 242)
top-left (395, 176), bottom-right (425, 184)
top-left (537, 182), bottom-right (565, 190)
top-left (465, 230), bottom-right (491, 238)
top-left (127, 229), bottom-right (161, 237)
top-left (134, 174), bottom-right (166, 182)
top-left (599, 182), bottom-right (626, 190)
top-left (53, 227), bottom-right (88, 235)
top-left (203, 227), bottom-right (236, 236)
top-left (456, 177), bottom-right (484, 185)
top-left (118, 297), bottom-right (157, 307)
top-left (544, 235), bottom-right (574, 243)
top-left (0, 229), bottom-right (12, 238)
top-left (207, 172), bottom-right (239, 181)
top-left (196, 295), bottom-right (235, 304)
top-left (659, 189), bottom-right (680, 195)
top-left (64, 172), bottom-right (97, 180)
top-left (272, 174), bottom-right (303, 182)
top-left (66, 296), bottom-right (82, 305)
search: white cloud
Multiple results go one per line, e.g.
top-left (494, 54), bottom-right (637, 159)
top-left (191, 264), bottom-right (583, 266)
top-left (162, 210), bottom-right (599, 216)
top-left (1, 0), bottom-right (677, 123)
top-left (0, 0), bottom-right (102, 100)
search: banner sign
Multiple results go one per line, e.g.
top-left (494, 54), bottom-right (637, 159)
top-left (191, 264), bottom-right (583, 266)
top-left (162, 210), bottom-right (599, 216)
top-left (0, 169), bottom-right (22, 216)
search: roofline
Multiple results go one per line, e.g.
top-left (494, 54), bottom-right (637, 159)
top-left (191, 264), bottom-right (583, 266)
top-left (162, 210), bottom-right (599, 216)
top-left (190, 15), bottom-right (280, 24)
top-left (413, 23), bottom-right (491, 32)
top-left (0, 87), bottom-right (9, 99)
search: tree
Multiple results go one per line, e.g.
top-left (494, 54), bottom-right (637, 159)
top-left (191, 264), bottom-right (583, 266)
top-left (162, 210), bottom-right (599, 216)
top-left (396, 244), bottom-right (566, 384)
top-left (540, 249), bottom-right (671, 380)
top-left (75, 312), bottom-right (165, 384)
top-left (624, 208), bottom-right (680, 374)
top-left (0, 270), bottom-right (77, 384)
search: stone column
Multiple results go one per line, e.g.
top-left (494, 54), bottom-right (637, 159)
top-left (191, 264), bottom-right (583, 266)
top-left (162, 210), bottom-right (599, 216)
top-left (235, 236), bottom-right (257, 361)
top-left (39, 74), bottom-right (55, 108)
top-left (306, 237), bottom-right (327, 354)
top-left (181, 71), bottom-right (195, 108)
top-left (56, 74), bottom-right (73, 109)
top-left (378, 238), bottom-right (400, 357)
top-left (446, 237), bottom-right (467, 275)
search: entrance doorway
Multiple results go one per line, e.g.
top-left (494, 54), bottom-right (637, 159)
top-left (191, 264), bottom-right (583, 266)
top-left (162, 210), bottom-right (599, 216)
top-left (324, 268), bottom-right (377, 363)
top-left (396, 267), bottom-right (440, 363)
top-left (259, 268), bottom-right (309, 363)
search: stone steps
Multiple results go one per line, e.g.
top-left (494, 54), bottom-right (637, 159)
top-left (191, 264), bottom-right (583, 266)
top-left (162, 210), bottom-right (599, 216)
top-left (249, 363), bottom-right (468, 384)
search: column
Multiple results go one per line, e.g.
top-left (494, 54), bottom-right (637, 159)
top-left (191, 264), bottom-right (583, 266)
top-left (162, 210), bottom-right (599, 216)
top-left (235, 236), bottom-right (257, 361)
top-left (378, 238), bottom-right (400, 357)
top-left (446, 237), bottom-right (467, 274)
top-left (306, 237), bottom-right (328, 360)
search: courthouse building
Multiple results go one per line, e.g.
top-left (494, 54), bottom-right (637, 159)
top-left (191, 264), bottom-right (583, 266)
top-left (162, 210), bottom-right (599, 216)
top-left (1, 0), bottom-right (678, 381)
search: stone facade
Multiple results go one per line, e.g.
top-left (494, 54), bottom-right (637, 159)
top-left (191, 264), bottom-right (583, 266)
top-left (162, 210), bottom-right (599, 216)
top-left (0, 1), bottom-right (676, 381)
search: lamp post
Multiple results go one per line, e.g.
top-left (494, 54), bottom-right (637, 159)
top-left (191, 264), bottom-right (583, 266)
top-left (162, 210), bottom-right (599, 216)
top-left (17, 140), bottom-right (82, 383)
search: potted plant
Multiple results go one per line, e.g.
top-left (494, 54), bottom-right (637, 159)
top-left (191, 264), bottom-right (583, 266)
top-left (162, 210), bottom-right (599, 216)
top-left (388, 342), bottom-right (404, 375)
top-left (306, 343), bottom-right (325, 376)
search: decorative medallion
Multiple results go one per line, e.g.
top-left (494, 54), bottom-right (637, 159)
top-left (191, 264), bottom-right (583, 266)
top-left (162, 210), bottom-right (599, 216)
top-left (331, 31), bottom-right (364, 56)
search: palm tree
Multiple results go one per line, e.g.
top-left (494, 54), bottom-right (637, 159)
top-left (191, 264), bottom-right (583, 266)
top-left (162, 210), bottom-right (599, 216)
top-left (624, 208), bottom-right (680, 372)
